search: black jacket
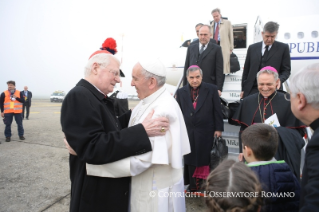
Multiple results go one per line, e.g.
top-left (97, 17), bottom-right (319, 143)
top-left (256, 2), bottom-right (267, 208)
top-left (22, 90), bottom-right (32, 105)
top-left (242, 41), bottom-right (291, 97)
top-left (250, 161), bottom-right (300, 212)
top-left (61, 79), bottom-right (152, 212)
top-left (176, 82), bottom-right (224, 166)
top-left (183, 42), bottom-right (224, 91)
top-left (300, 118), bottom-right (319, 211)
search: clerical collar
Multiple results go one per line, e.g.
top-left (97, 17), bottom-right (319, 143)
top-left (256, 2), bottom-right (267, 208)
top-left (259, 91), bottom-right (276, 99)
top-left (141, 86), bottom-right (166, 105)
top-left (86, 80), bottom-right (107, 97)
top-left (310, 118), bottom-right (319, 131)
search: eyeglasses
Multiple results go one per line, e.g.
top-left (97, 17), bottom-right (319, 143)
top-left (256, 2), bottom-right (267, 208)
top-left (108, 69), bottom-right (120, 78)
top-left (284, 92), bottom-right (290, 101)
top-left (98, 63), bottom-right (120, 78)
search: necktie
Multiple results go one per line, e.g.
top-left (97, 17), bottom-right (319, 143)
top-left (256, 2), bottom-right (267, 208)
top-left (199, 45), bottom-right (205, 54)
top-left (214, 23), bottom-right (219, 42)
top-left (263, 45), bottom-right (269, 59)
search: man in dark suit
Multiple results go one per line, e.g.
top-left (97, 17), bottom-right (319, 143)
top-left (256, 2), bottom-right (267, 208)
top-left (176, 65), bottom-right (223, 192)
top-left (22, 86), bottom-right (32, 120)
top-left (241, 21), bottom-right (291, 98)
top-left (290, 63), bottom-right (319, 211)
top-left (183, 25), bottom-right (223, 96)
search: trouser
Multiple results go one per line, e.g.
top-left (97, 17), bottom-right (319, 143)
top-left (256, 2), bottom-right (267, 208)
top-left (4, 113), bottom-right (24, 137)
top-left (22, 103), bottom-right (30, 118)
top-left (184, 164), bottom-right (204, 191)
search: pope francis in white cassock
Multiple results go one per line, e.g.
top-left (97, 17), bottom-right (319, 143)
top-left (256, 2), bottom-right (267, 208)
top-left (86, 58), bottom-right (191, 212)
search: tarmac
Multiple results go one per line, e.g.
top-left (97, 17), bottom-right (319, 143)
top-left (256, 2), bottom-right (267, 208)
top-left (0, 99), bottom-right (237, 212)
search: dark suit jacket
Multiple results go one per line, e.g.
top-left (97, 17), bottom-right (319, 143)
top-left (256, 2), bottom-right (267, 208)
top-left (242, 41), bottom-right (291, 97)
top-left (300, 118), bottom-right (319, 211)
top-left (61, 79), bottom-right (152, 212)
top-left (176, 82), bottom-right (224, 166)
top-left (22, 90), bottom-right (32, 106)
top-left (183, 42), bottom-right (224, 91)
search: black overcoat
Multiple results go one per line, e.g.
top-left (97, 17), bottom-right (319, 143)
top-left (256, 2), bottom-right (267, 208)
top-left (61, 79), bottom-right (152, 212)
top-left (176, 82), bottom-right (224, 167)
top-left (300, 118), bottom-right (319, 211)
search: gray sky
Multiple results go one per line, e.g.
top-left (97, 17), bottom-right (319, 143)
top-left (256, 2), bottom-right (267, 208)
top-left (1, 0), bottom-right (319, 98)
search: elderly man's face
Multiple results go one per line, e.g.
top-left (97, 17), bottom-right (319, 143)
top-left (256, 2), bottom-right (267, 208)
top-left (212, 12), bottom-right (221, 23)
top-left (95, 58), bottom-right (120, 94)
top-left (257, 73), bottom-right (279, 97)
top-left (187, 69), bottom-right (202, 89)
top-left (24, 86), bottom-right (28, 91)
top-left (262, 31), bottom-right (277, 46)
top-left (199, 26), bottom-right (212, 45)
top-left (7, 83), bottom-right (15, 91)
top-left (131, 63), bottom-right (152, 99)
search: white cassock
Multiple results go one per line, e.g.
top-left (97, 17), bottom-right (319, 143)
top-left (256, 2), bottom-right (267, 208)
top-left (86, 86), bottom-right (191, 212)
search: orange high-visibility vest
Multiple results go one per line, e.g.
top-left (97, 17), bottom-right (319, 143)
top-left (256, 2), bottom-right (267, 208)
top-left (3, 90), bottom-right (23, 113)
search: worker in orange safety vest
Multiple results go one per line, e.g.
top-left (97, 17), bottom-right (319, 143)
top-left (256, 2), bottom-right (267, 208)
top-left (1, 80), bottom-right (25, 143)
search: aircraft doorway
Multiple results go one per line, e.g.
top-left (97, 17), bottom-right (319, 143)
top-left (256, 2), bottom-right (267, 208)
top-left (233, 24), bottom-right (247, 49)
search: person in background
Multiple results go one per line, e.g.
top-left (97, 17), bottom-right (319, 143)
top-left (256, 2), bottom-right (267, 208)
top-left (239, 123), bottom-right (300, 212)
top-left (289, 63), bottom-right (319, 211)
top-left (1, 80), bottom-right (25, 142)
top-left (22, 86), bottom-right (32, 120)
top-left (205, 159), bottom-right (263, 212)
top-left (231, 67), bottom-right (306, 178)
top-left (191, 23), bottom-right (217, 45)
top-left (183, 25), bottom-right (224, 96)
top-left (176, 65), bottom-right (223, 192)
top-left (210, 8), bottom-right (234, 74)
top-left (241, 21), bottom-right (291, 98)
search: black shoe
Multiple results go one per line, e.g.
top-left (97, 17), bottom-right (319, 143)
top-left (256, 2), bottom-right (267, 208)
top-left (6, 137), bottom-right (11, 142)
top-left (19, 136), bottom-right (25, 141)
top-left (26, 118), bottom-right (29, 120)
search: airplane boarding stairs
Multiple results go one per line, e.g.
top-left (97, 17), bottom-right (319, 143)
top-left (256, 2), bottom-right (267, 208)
top-left (220, 70), bottom-right (242, 154)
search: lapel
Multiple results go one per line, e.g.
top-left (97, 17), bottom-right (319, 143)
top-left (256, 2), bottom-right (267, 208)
top-left (194, 83), bottom-right (209, 113)
top-left (255, 42), bottom-right (263, 61)
top-left (266, 41), bottom-right (277, 61)
top-left (191, 43), bottom-right (200, 63)
top-left (198, 42), bottom-right (214, 64)
top-left (182, 85), bottom-right (195, 112)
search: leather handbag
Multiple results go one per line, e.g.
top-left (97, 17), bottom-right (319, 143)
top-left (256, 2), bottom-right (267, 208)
top-left (230, 52), bottom-right (241, 73)
top-left (220, 97), bottom-right (230, 119)
top-left (210, 136), bottom-right (228, 170)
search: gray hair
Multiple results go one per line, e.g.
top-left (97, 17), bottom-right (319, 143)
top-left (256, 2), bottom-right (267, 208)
top-left (84, 53), bottom-right (119, 77)
top-left (200, 25), bottom-right (212, 32)
top-left (256, 69), bottom-right (279, 81)
top-left (290, 63), bottom-right (319, 109)
top-left (211, 8), bottom-right (221, 14)
top-left (195, 23), bottom-right (204, 28)
top-left (186, 66), bottom-right (203, 77)
top-left (263, 21), bottom-right (279, 33)
top-left (140, 67), bottom-right (166, 87)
